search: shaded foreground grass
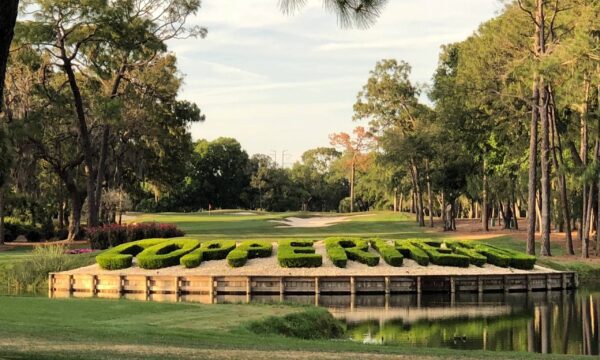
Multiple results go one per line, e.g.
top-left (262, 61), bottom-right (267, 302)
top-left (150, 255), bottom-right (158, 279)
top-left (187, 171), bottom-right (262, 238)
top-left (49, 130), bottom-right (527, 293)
top-left (0, 296), bottom-right (591, 360)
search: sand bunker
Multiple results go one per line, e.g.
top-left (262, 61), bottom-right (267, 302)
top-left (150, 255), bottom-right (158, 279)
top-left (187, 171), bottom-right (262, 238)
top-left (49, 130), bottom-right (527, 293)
top-left (269, 216), bottom-right (358, 228)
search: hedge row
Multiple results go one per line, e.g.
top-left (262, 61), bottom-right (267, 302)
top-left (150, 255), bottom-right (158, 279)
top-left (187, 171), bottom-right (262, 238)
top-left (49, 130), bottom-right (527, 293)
top-left (413, 241), bottom-right (470, 268)
top-left (369, 238), bottom-right (403, 266)
top-left (447, 241), bottom-right (487, 267)
top-left (88, 223), bottom-right (185, 250)
top-left (277, 240), bottom-right (322, 268)
top-left (180, 240), bottom-right (236, 268)
top-left (473, 243), bottom-right (536, 270)
top-left (137, 238), bottom-right (201, 269)
top-left (324, 237), bottom-right (379, 268)
top-left (227, 240), bottom-right (273, 267)
top-left (96, 238), bottom-right (167, 270)
top-left (394, 240), bottom-right (429, 266)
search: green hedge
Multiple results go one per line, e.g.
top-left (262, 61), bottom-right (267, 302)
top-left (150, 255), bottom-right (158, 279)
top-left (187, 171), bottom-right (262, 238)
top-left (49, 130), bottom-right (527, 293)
top-left (180, 240), bottom-right (236, 268)
top-left (136, 238), bottom-right (200, 269)
top-left (394, 240), bottom-right (429, 266)
top-left (96, 239), bottom-right (167, 270)
top-left (226, 240), bottom-right (273, 268)
top-left (446, 241), bottom-right (487, 267)
top-left (413, 241), bottom-right (470, 268)
top-left (369, 238), bottom-right (403, 266)
top-left (324, 237), bottom-right (379, 268)
top-left (277, 240), bottom-right (322, 268)
top-left (474, 244), bottom-right (536, 270)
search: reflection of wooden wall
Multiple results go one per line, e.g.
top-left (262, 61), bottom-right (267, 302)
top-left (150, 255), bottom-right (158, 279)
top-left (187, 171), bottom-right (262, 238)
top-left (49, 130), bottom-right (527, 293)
top-left (48, 272), bottom-right (578, 304)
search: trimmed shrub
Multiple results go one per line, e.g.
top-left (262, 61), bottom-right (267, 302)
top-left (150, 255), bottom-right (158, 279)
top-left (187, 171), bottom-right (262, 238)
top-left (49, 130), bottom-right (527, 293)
top-left (136, 238), bottom-right (201, 269)
top-left (394, 240), bottom-right (429, 266)
top-left (87, 223), bottom-right (185, 250)
top-left (324, 237), bottom-right (379, 268)
top-left (246, 308), bottom-right (344, 339)
top-left (474, 244), bottom-right (536, 270)
top-left (413, 241), bottom-right (470, 268)
top-left (180, 240), bottom-right (236, 268)
top-left (446, 241), bottom-right (487, 267)
top-left (369, 238), bottom-right (403, 266)
top-left (226, 240), bottom-right (273, 268)
top-left (277, 240), bottom-right (322, 268)
top-left (96, 238), bottom-right (166, 270)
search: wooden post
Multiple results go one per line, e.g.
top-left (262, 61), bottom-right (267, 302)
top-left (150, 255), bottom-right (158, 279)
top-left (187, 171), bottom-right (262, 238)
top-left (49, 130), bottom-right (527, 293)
top-left (48, 274), bottom-right (54, 297)
top-left (385, 276), bottom-right (390, 295)
top-left (416, 276), bottom-right (422, 295)
top-left (561, 273), bottom-right (567, 291)
top-left (246, 277), bottom-right (251, 303)
top-left (350, 276), bottom-right (356, 295)
top-left (279, 277), bottom-right (284, 302)
top-left (545, 274), bottom-right (551, 291)
top-left (68, 274), bottom-right (74, 294)
top-left (450, 277), bottom-right (456, 294)
top-left (526, 275), bottom-right (532, 292)
top-left (119, 275), bottom-right (125, 294)
top-left (477, 276), bottom-right (483, 294)
top-left (144, 276), bottom-right (150, 297)
top-left (92, 275), bottom-right (98, 295)
top-left (315, 277), bottom-right (320, 294)
top-left (503, 275), bottom-right (509, 293)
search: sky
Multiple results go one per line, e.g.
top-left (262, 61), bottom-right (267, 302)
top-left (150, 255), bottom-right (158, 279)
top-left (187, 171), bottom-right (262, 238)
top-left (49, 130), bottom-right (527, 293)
top-left (168, 0), bottom-right (503, 165)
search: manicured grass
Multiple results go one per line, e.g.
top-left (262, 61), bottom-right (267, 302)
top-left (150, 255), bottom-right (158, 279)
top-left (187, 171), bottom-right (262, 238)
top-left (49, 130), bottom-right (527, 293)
top-left (0, 295), bottom-right (592, 360)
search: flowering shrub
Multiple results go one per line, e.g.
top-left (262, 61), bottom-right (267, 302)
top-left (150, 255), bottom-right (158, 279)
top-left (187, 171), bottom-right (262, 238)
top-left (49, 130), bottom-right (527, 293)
top-left (87, 223), bottom-right (185, 250)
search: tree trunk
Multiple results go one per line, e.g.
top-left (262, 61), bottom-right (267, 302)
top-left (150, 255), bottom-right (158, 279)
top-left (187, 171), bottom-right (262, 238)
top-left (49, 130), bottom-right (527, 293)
top-left (539, 81), bottom-right (552, 256)
top-left (0, 0), bottom-right (19, 112)
top-left (67, 188), bottom-right (84, 241)
top-left (549, 91), bottom-right (574, 254)
top-left (399, 193), bottom-right (403, 213)
top-left (411, 160), bottom-right (425, 227)
top-left (0, 184), bottom-right (4, 245)
top-left (425, 160), bottom-right (434, 227)
top-left (512, 186), bottom-right (519, 230)
top-left (483, 165), bottom-right (489, 231)
top-left (350, 161), bottom-right (355, 213)
top-left (528, 96), bottom-right (539, 246)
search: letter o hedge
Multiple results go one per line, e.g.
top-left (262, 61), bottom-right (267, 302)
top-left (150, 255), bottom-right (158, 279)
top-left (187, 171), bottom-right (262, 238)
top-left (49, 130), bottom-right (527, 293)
top-left (226, 240), bottom-right (273, 267)
top-left (180, 240), bottom-right (236, 268)
top-left (136, 238), bottom-right (200, 269)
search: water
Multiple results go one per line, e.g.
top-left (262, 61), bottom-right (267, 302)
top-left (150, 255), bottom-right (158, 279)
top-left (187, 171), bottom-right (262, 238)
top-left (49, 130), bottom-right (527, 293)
top-left (322, 290), bottom-right (600, 356)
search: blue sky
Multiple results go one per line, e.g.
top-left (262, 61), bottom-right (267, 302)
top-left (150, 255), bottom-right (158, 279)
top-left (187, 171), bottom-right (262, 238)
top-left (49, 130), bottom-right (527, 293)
top-left (168, 0), bottom-right (502, 164)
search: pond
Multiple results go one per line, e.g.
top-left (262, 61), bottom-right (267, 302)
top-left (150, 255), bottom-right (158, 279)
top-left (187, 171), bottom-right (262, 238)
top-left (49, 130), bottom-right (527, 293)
top-left (317, 290), bottom-right (600, 356)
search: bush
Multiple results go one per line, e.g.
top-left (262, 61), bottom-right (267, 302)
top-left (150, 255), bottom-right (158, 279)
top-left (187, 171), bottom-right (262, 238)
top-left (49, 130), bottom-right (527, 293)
top-left (246, 308), bottom-right (344, 339)
top-left (226, 240), bottom-right (273, 268)
top-left (394, 240), bottom-right (429, 266)
top-left (3, 219), bottom-right (44, 242)
top-left (474, 244), bottom-right (536, 269)
top-left (446, 241), bottom-right (487, 267)
top-left (96, 238), bottom-right (167, 270)
top-left (369, 238), bottom-right (403, 266)
top-left (277, 240), bottom-right (322, 268)
top-left (87, 223), bottom-right (185, 250)
top-left (324, 237), bottom-right (379, 268)
top-left (136, 238), bottom-right (200, 269)
top-left (413, 241), bottom-right (470, 267)
top-left (180, 240), bottom-right (236, 268)
top-left (5, 245), bottom-right (96, 290)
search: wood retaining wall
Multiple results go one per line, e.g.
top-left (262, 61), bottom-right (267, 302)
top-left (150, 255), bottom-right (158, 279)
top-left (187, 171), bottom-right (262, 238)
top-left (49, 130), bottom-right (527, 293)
top-left (49, 271), bottom-right (578, 303)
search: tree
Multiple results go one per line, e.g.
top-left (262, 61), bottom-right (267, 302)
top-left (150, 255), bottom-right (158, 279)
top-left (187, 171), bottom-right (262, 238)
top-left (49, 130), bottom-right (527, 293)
top-left (330, 126), bottom-right (373, 213)
top-left (279, 0), bottom-right (387, 28)
top-left (0, 0), bottom-right (19, 112)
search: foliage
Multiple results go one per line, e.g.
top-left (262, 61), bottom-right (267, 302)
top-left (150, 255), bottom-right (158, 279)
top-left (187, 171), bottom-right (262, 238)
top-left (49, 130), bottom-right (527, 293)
top-left (413, 241), bottom-right (470, 268)
top-left (95, 238), bottom-right (167, 270)
top-left (394, 240), bottom-right (430, 266)
top-left (87, 223), bottom-right (184, 250)
top-left (369, 238), bottom-right (403, 266)
top-left (246, 308), bottom-right (344, 340)
top-left (136, 238), bottom-right (200, 269)
top-left (5, 245), bottom-right (95, 290)
top-left (277, 240), bottom-right (322, 268)
top-left (324, 237), bottom-right (379, 267)
top-left (226, 240), bottom-right (273, 268)
top-left (180, 240), bottom-right (236, 268)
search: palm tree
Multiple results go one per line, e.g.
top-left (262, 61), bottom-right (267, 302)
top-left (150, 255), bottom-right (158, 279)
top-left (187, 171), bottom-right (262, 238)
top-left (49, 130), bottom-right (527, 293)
top-left (279, 0), bottom-right (387, 28)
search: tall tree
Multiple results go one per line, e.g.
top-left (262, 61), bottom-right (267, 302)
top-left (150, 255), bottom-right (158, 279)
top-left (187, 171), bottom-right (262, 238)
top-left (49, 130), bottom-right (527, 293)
top-left (0, 0), bottom-right (19, 111)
